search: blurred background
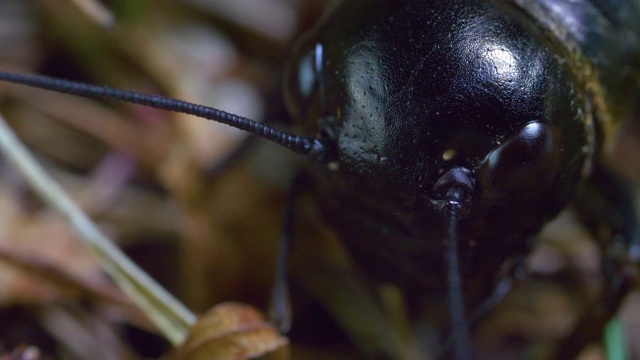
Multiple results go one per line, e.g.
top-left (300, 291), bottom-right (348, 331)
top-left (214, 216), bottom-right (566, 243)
top-left (0, 0), bottom-right (315, 358)
top-left (0, 1), bottom-right (638, 359)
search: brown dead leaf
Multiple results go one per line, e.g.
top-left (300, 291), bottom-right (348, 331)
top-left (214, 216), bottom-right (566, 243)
top-left (0, 183), bottom-right (104, 306)
top-left (164, 302), bottom-right (288, 360)
top-left (0, 243), bottom-right (130, 307)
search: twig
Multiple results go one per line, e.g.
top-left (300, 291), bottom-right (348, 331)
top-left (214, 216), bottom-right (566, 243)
top-left (0, 112), bottom-right (196, 345)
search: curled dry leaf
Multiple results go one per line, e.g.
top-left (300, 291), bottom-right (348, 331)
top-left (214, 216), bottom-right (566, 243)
top-left (164, 302), bottom-right (289, 360)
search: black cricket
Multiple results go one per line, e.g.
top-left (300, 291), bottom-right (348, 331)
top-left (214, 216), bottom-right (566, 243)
top-left (1, 0), bottom-right (640, 359)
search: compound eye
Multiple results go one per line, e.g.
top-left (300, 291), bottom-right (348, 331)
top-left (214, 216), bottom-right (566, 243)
top-left (283, 41), bottom-right (324, 120)
top-left (479, 122), bottom-right (562, 203)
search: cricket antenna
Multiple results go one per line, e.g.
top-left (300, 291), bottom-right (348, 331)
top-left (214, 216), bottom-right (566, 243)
top-left (432, 167), bottom-right (474, 360)
top-left (0, 71), bottom-right (329, 162)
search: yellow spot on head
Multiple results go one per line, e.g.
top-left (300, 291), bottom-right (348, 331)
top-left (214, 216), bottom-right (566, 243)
top-left (442, 149), bottom-right (456, 161)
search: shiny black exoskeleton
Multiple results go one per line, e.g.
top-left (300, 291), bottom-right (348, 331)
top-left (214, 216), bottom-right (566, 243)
top-left (284, 0), bottom-right (640, 356)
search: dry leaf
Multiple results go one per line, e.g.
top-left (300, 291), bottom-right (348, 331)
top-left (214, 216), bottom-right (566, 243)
top-left (165, 302), bottom-right (288, 360)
